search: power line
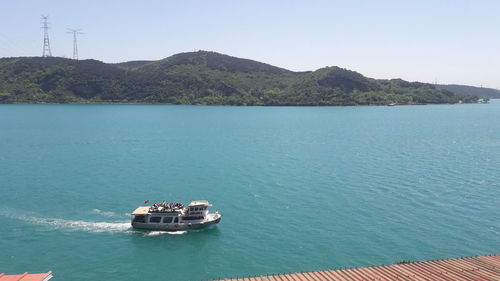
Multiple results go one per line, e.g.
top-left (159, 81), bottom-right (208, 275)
top-left (41, 15), bottom-right (52, 57)
top-left (66, 28), bottom-right (83, 60)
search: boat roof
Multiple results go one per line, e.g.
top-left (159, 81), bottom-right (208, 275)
top-left (188, 200), bottom-right (211, 207)
top-left (132, 201), bottom-right (212, 214)
top-left (131, 206), bottom-right (149, 215)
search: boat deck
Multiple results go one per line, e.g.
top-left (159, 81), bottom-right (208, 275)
top-left (131, 206), bottom-right (149, 215)
top-left (214, 254), bottom-right (499, 281)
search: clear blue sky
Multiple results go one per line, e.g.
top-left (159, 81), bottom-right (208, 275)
top-left (1, 0), bottom-right (499, 88)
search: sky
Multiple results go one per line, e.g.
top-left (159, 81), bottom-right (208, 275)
top-left (1, 0), bottom-right (499, 88)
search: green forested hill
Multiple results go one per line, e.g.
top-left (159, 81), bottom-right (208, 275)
top-left (435, 84), bottom-right (500, 99)
top-left (113, 60), bottom-right (153, 69)
top-left (0, 51), bottom-right (478, 105)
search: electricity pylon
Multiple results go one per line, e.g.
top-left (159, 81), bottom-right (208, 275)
top-left (41, 16), bottom-right (52, 57)
top-left (66, 28), bottom-right (83, 60)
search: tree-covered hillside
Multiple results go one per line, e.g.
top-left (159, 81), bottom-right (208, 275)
top-left (0, 51), bottom-right (478, 105)
top-left (436, 84), bottom-right (500, 99)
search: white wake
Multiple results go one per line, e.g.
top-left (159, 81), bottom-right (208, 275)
top-left (91, 208), bottom-right (118, 217)
top-left (9, 213), bottom-right (131, 233)
top-left (144, 230), bottom-right (187, 236)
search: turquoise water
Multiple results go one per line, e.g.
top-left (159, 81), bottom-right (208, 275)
top-left (0, 102), bottom-right (499, 280)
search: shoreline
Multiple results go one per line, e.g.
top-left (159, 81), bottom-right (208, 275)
top-left (0, 101), bottom-right (483, 107)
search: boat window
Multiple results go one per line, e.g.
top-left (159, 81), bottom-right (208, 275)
top-left (149, 216), bottom-right (161, 223)
top-left (163, 217), bottom-right (173, 223)
top-left (183, 216), bottom-right (204, 220)
top-left (174, 217), bottom-right (179, 223)
top-left (133, 215), bottom-right (146, 223)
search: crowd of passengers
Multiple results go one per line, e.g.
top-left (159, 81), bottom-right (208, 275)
top-left (149, 202), bottom-right (184, 213)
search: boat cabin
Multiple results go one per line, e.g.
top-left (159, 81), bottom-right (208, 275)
top-left (131, 200), bottom-right (212, 225)
top-left (185, 200), bottom-right (211, 220)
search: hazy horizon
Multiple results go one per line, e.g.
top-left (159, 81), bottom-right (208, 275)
top-left (1, 0), bottom-right (499, 89)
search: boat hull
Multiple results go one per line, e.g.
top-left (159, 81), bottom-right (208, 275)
top-left (131, 214), bottom-right (222, 231)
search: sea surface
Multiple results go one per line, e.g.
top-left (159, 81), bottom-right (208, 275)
top-left (0, 102), bottom-right (499, 281)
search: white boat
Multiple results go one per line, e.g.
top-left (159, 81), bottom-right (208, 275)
top-left (131, 200), bottom-right (222, 231)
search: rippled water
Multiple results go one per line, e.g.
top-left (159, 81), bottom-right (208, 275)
top-left (0, 102), bottom-right (498, 280)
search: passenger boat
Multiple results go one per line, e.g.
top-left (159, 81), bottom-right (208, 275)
top-left (131, 200), bottom-right (222, 230)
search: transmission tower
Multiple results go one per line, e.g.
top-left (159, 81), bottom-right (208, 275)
top-left (66, 28), bottom-right (83, 60)
top-left (41, 15), bottom-right (52, 57)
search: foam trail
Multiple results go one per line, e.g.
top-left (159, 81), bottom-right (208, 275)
top-left (10, 213), bottom-right (130, 233)
top-left (145, 230), bottom-right (187, 236)
top-left (91, 208), bottom-right (117, 217)
top-left (167, 230), bottom-right (187, 235)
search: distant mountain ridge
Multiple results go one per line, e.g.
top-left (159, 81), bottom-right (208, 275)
top-left (133, 51), bottom-right (294, 75)
top-left (113, 60), bottom-right (153, 69)
top-left (0, 51), bottom-right (479, 105)
top-left (435, 84), bottom-right (500, 98)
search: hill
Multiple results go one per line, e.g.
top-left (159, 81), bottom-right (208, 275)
top-left (0, 51), bottom-right (478, 105)
top-left (113, 60), bottom-right (154, 69)
top-left (435, 84), bottom-right (500, 99)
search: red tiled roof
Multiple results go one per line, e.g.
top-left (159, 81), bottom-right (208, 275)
top-left (216, 255), bottom-right (500, 281)
top-left (0, 272), bottom-right (52, 281)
